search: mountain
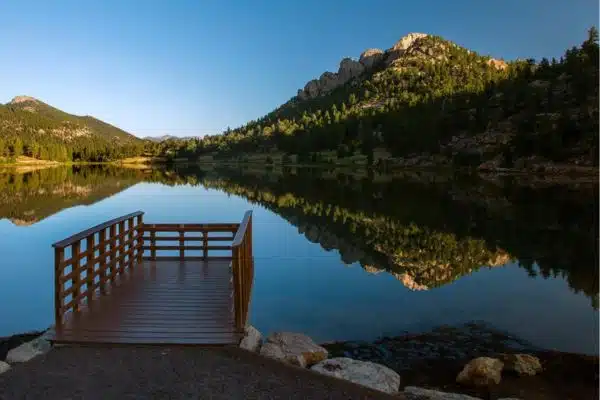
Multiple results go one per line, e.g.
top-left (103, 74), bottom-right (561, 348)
top-left (179, 29), bottom-right (599, 172)
top-left (144, 135), bottom-right (180, 142)
top-left (0, 96), bottom-right (144, 162)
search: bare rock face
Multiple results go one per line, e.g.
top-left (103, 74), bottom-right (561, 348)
top-left (318, 71), bottom-right (341, 93)
top-left (9, 95), bottom-right (40, 104)
top-left (262, 332), bottom-right (328, 368)
top-left (359, 48), bottom-right (385, 69)
top-left (487, 58), bottom-right (508, 70)
top-left (311, 357), bottom-right (401, 394)
top-left (501, 353), bottom-right (542, 376)
top-left (385, 33), bottom-right (428, 66)
top-left (456, 357), bottom-right (504, 386)
top-left (337, 58), bottom-right (365, 84)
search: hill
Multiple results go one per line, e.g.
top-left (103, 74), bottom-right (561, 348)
top-left (166, 28), bottom-right (599, 172)
top-left (0, 96), bottom-right (144, 162)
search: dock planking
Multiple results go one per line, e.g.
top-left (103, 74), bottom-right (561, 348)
top-left (49, 211), bottom-right (254, 346)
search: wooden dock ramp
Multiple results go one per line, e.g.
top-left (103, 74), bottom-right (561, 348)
top-left (48, 210), bottom-right (254, 346)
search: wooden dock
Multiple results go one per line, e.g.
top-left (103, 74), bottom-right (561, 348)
top-left (49, 210), bottom-right (254, 346)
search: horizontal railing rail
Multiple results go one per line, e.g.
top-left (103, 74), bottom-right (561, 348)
top-left (53, 211), bottom-right (145, 327)
top-left (141, 223), bottom-right (239, 260)
top-left (231, 210), bottom-right (254, 332)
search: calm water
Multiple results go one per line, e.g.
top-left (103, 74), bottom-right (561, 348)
top-left (0, 165), bottom-right (597, 354)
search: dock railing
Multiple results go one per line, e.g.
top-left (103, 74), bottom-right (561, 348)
top-left (52, 211), bottom-right (145, 328)
top-left (52, 210), bottom-right (254, 335)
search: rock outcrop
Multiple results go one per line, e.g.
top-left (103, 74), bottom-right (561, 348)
top-left (0, 361), bottom-right (10, 375)
top-left (5, 336), bottom-right (51, 363)
top-left (456, 357), bottom-right (504, 386)
top-left (239, 325), bottom-right (262, 352)
top-left (384, 33), bottom-right (428, 67)
top-left (500, 353), bottom-right (542, 376)
top-left (311, 357), bottom-right (401, 394)
top-left (259, 332), bottom-right (328, 368)
top-left (359, 49), bottom-right (385, 69)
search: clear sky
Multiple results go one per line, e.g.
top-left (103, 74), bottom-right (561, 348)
top-left (0, 0), bottom-right (597, 138)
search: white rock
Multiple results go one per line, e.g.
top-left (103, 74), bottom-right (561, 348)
top-left (265, 332), bottom-right (328, 368)
top-left (239, 325), bottom-right (262, 352)
top-left (0, 361), bottom-right (10, 374)
top-left (501, 354), bottom-right (542, 376)
top-left (6, 336), bottom-right (51, 363)
top-left (259, 342), bottom-right (285, 361)
top-left (311, 357), bottom-right (400, 394)
top-left (404, 386), bottom-right (482, 399)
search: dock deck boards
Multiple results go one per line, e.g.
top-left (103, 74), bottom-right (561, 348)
top-left (51, 259), bottom-right (242, 345)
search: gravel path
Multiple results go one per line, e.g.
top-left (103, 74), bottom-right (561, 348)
top-left (0, 346), bottom-right (399, 399)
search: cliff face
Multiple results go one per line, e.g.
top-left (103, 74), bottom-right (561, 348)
top-left (295, 33), bottom-right (507, 101)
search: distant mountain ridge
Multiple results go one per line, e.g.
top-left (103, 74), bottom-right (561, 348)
top-left (0, 96), bottom-right (144, 162)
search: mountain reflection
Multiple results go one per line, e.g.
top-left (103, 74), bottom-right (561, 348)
top-left (1, 164), bottom-right (597, 308)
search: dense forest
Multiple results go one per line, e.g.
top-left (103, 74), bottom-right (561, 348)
top-left (0, 97), bottom-right (144, 162)
top-left (147, 28), bottom-right (599, 169)
top-left (1, 29), bottom-right (597, 169)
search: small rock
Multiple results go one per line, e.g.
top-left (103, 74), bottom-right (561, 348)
top-left (501, 353), bottom-right (542, 376)
top-left (311, 357), bottom-right (400, 394)
top-left (0, 361), bottom-right (10, 375)
top-left (456, 357), bottom-right (504, 386)
top-left (265, 332), bottom-right (328, 367)
top-left (259, 342), bottom-right (285, 362)
top-left (6, 337), bottom-right (52, 363)
top-left (404, 386), bottom-right (482, 399)
top-left (239, 325), bottom-right (262, 352)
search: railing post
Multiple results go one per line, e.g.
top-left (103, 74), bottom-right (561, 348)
top-left (109, 224), bottom-right (117, 284)
top-left (72, 241), bottom-right (81, 312)
top-left (86, 234), bottom-right (95, 305)
top-left (179, 225), bottom-right (185, 259)
top-left (137, 214), bottom-right (144, 264)
top-left (150, 226), bottom-right (156, 261)
top-left (54, 247), bottom-right (64, 329)
top-left (127, 217), bottom-right (135, 270)
top-left (118, 221), bottom-right (126, 275)
top-left (99, 228), bottom-right (107, 295)
top-left (203, 230), bottom-right (208, 259)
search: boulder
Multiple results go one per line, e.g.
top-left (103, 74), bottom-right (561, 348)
top-left (6, 336), bottom-right (51, 363)
top-left (239, 325), bottom-right (262, 352)
top-left (404, 386), bottom-right (482, 399)
top-left (263, 332), bottom-right (328, 368)
top-left (359, 49), bottom-right (385, 69)
top-left (500, 353), bottom-right (542, 376)
top-left (456, 357), bottom-right (504, 386)
top-left (259, 342), bottom-right (286, 361)
top-left (311, 358), bottom-right (400, 394)
top-left (0, 361), bottom-right (10, 375)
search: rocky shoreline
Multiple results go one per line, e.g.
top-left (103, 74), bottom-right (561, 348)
top-left (2, 322), bottom-right (597, 399)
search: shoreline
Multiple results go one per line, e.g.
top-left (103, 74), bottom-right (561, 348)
top-left (1, 322), bottom-right (597, 399)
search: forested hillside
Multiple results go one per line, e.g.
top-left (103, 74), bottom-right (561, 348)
top-left (0, 96), bottom-right (144, 162)
top-left (155, 28), bottom-right (598, 171)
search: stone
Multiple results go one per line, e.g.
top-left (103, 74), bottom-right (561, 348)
top-left (404, 386), bottom-right (482, 399)
top-left (311, 358), bottom-right (400, 394)
top-left (264, 332), bottom-right (328, 368)
top-left (359, 48), bottom-right (384, 69)
top-left (500, 354), bottom-right (542, 376)
top-left (0, 361), bottom-right (10, 375)
top-left (259, 342), bottom-right (285, 361)
top-left (5, 336), bottom-right (51, 363)
top-left (487, 58), bottom-right (508, 70)
top-left (456, 357), bottom-right (504, 386)
top-left (239, 325), bottom-right (262, 352)
top-left (337, 58), bottom-right (365, 84)
top-left (385, 33), bottom-right (428, 66)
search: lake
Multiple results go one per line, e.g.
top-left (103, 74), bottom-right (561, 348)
top-left (0, 165), bottom-right (597, 355)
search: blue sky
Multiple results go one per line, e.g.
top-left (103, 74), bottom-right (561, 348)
top-left (0, 0), bottom-right (597, 138)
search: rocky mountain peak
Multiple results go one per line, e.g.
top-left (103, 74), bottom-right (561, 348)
top-left (9, 95), bottom-right (40, 105)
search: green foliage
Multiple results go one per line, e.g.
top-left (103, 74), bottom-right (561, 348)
top-left (157, 30), bottom-right (598, 168)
